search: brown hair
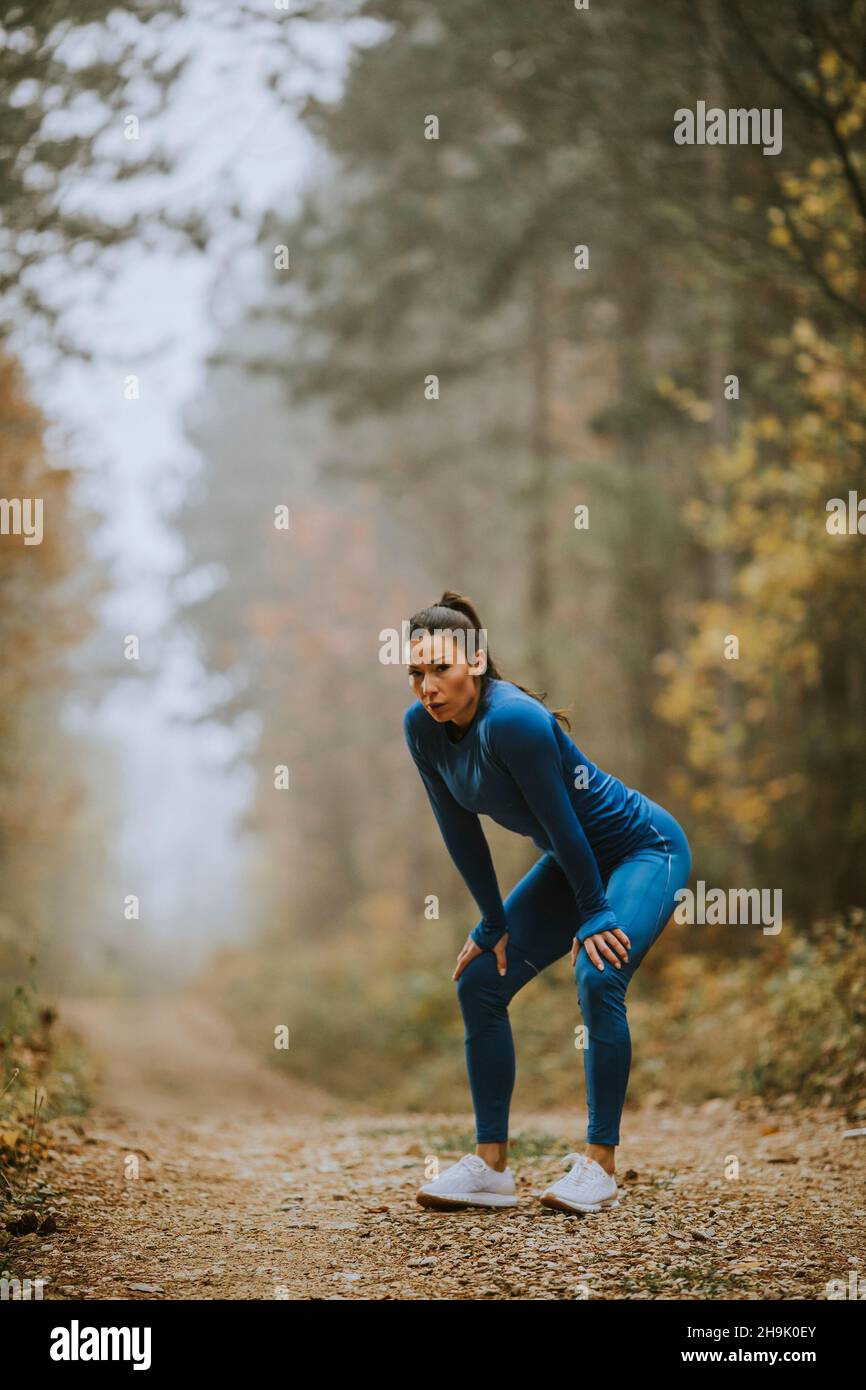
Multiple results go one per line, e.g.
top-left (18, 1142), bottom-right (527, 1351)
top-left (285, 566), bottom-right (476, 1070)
top-left (406, 589), bottom-right (572, 731)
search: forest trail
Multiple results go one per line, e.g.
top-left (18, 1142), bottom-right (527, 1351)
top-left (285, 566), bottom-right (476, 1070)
top-left (19, 993), bottom-right (866, 1300)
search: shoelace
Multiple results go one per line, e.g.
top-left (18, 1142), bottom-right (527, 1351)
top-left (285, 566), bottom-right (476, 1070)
top-left (559, 1152), bottom-right (596, 1191)
top-left (458, 1153), bottom-right (489, 1177)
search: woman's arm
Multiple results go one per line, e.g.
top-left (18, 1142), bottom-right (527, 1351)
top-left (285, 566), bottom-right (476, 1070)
top-left (488, 702), bottom-right (618, 944)
top-left (404, 713), bottom-right (508, 949)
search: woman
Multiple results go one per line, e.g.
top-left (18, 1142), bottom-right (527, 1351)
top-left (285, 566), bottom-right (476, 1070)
top-left (403, 590), bottom-right (692, 1215)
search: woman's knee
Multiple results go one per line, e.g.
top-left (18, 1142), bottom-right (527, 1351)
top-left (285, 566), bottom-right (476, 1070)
top-left (456, 948), bottom-right (535, 1016)
top-left (455, 951), bottom-right (502, 1013)
top-left (574, 951), bottom-right (625, 1008)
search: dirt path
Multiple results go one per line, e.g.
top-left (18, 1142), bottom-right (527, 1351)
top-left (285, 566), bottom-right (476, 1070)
top-left (13, 994), bottom-right (865, 1300)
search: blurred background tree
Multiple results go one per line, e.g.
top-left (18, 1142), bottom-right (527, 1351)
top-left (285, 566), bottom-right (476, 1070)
top-left (0, 0), bottom-right (190, 350)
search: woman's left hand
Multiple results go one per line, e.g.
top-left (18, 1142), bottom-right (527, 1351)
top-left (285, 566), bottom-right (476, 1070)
top-left (571, 927), bottom-right (631, 971)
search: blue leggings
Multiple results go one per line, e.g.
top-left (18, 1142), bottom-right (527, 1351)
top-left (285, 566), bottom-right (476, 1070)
top-left (456, 798), bottom-right (692, 1146)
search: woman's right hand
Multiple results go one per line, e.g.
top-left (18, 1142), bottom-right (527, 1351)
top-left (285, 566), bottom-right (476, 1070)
top-left (452, 931), bottom-right (509, 982)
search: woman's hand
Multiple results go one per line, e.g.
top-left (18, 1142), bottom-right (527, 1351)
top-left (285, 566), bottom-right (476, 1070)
top-left (571, 928), bottom-right (631, 971)
top-left (452, 931), bottom-right (509, 982)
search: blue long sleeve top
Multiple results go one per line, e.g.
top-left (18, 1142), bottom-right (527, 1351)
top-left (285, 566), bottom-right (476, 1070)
top-left (403, 677), bottom-right (654, 949)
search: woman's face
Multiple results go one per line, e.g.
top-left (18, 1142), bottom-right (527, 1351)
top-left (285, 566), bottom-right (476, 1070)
top-left (407, 629), bottom-right (486, 722)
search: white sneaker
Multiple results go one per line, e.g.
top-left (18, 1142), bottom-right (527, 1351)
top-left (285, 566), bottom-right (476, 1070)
top-left (539, 1151), bottom-right (620, 1214)
top-left (416, 1153), bottom-right (518, 1210)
